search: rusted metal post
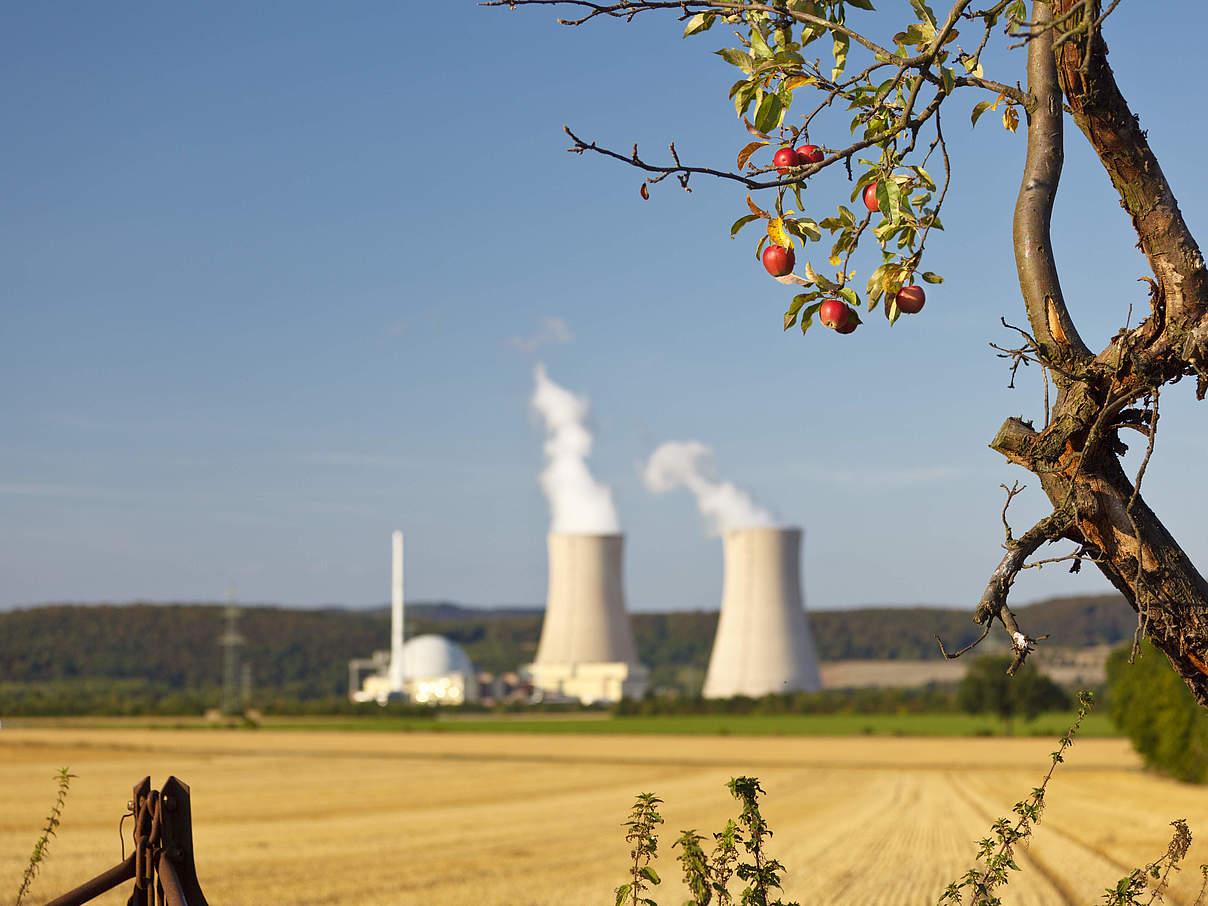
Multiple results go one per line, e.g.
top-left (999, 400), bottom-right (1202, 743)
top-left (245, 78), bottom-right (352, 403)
top-left (157, 777), bottom-right (210, 906)
top-left (40, 776), bottom-right (210, 906)
top-left (40, 855), bottom-right (135, 906)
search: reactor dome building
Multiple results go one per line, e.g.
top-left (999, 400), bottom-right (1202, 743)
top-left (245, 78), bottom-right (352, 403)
top-left (350, 531), bottom-right (480, 706)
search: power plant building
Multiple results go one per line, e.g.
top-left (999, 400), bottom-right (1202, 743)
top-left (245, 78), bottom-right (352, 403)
top-left (352, 634), bottom-right (479, 706)
top-left (523, 532), bottom-right (648, 703)
top-left (350, 531), bottom-right (479, 706)
top-left (702, 526), bottom-right (821, 698)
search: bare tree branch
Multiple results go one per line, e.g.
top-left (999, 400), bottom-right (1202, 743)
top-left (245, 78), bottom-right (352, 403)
top-left (1012, 1), bottom-right (1093, 376)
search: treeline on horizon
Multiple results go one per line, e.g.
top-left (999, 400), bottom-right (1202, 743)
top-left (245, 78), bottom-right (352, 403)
top-left (0, 593), bottom-right (1135, 715)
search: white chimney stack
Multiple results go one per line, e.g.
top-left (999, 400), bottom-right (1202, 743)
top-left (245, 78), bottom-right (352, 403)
top-left (387, 530), bottom-right (405, 694)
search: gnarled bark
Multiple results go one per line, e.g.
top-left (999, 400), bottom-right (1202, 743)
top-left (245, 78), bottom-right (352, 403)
top-left (997, 1), bottom-right (1208, 705)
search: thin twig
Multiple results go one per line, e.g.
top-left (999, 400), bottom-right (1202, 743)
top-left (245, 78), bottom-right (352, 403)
top-left (1128, 386), bottom-right (1161, 663)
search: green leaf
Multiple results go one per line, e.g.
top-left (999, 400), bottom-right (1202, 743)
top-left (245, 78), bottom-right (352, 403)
top-left (831, 32), bottom-right (849, 82)
top-left (753, 93), bottom-right (784, 134)
top-left (941, 66), bottom-right (955, 96)
top-left (866, 264), bottom-right (889, 302)
top-left (1005, 0), bottom-right (1026, 34)
top-left (786, 293), bottom-right (810, 318)
top-left (971, 100), bottom-right (993, 127)
top-left (897, 23), bottom-right (930, 48)
top-left (716, 48), bottom-right (756, 75)
top-left (615, 884), bottom-right (631, 906)
top-left (799, 301), bottom-right (823, 333)
top-left (733, 81), bottom-right (758, 117)
top-left (910, 0), bottom-right (938, 27)
top-left (749, 26), bottom-right (772, 60)
top-left (876, 180), bottom-right (901, 224)
top-left (683, 13), bottom-right (715, 38)
top-left (730, 214), bottom-right (760, 237)
top-left (789, 218), bottom-right (822, 242)
top-left (814, 270), bottom-right (837, 291)
top-left (922, 271), bottom-right (944, 284)
top-left (640, 866), bottom-right (661, 884)
top-left (838, 287), bottom-right (860, 308)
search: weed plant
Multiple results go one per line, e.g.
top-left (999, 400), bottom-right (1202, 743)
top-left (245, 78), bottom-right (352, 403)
top-left (618, 692), bottom-right (1208, 905)
top-left (14, 766), bottom-right (74, 906)
top-left (618, 776), bottom-right (797, 906)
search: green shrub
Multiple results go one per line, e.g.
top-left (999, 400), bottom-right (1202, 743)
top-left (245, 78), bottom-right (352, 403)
top-left (955, 656), bottom-right (1070, 734)
top-left (1107, 641), bottom-right (1208, 783)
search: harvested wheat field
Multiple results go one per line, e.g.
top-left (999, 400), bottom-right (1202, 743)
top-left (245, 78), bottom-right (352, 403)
top-left (3, 726), bottom-right (1208, 905)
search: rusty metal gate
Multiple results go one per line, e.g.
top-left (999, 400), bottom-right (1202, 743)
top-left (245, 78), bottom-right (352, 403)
top-left (43, 776), bottom-right (210, 906)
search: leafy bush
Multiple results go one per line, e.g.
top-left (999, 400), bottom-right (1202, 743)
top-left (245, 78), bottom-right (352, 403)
top-left (1107, 641), bottom-right (1208, 783)
top-left (956, 656), bottom-right (1070, 733)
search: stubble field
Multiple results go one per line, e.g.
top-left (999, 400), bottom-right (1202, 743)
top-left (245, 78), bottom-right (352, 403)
top-left (3, 727), bottom-right (1208, 905)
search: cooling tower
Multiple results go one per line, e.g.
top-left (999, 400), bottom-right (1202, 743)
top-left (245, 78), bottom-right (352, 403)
top-left (534, 533), bottom-right (638, 665)
top-left (702, 526), bottom-right (821, 698)
top-left (527, 533), bottom-right (647, 702)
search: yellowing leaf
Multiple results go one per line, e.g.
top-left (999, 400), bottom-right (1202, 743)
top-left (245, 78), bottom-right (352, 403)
top-left (746, 194), bottom-right (770, 219)
top-left (742, 117), bottom-right (772, 141)
top-left (1003, 106), bottom-right (1020, 133)
top-left (803, 260), bottom-right (819, 285)
top-left (989, 92), bottom-right (1006, 112)
top-left (767, 217), bottom-right (793, 248)
top-left (737, 140), bottom-right (768, 170)
top-left (828, 253), bottom-right (842, 267)
top-left (783, 76), bottom-right (813, 91)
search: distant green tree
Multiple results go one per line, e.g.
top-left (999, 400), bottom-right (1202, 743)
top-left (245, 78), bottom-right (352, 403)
top-left (957, 656), bottom-right (1069, 735)
top-left (1107, 641), bottom-right (1208, 783)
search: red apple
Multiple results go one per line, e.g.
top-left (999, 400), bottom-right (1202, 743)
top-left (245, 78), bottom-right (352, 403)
top-left (819, 298), bottom-right (851, 331)
top-left (772, 146), bottom-right (798, 175)
top-left (835, 317), bottom-right (858, 334)
top-left (762, 244), bottom-right (795, 277)
top-left (895, 285), bottom-right (926, 314)
top-left (796, 144), bottom-right (824, 165)
top-left (862, 181), bottom-right (880, 213)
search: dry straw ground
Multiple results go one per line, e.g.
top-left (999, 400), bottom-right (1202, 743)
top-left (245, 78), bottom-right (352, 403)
top-left (3, 727), bottom-right (1208, 905)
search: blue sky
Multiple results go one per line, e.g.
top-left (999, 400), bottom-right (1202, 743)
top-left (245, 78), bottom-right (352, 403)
top-left (4, 2), bottom-right (1207, 613)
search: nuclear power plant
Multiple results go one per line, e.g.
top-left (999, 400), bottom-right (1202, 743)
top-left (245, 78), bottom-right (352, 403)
top-left (350, 531), bottom-right (479, 706)
top-left (702, 526), bottom-right (821, 698)
top-left (523, 532), bottom-right (649, 703)
top-left (346, 374), bottom-right (821, 709)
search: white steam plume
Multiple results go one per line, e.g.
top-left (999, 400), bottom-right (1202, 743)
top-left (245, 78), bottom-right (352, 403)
top-left (644, 441), bottom-right (777, 535)
top-left (531, 364), bottom-right (620, 534)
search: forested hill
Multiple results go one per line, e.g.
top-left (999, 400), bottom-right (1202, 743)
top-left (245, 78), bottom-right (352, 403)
top-left (0, 593), bottom-right (1136, 701)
